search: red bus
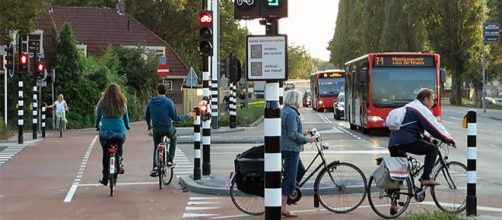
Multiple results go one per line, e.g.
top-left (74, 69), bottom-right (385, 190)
top-left (344, 52), bottom-right (446, 134)
top-left (310, 69), bottom-right (345, 112)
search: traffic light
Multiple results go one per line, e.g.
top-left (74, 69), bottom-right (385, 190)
top-left (36, 59), bottom-right (45, 81)
top-left (234, 0), bottom-right (260, 19)
top-left (19, 53), bottom-right (28, 74)
top-left (230, 56), bottom-right (241, 83)
top-left (220, 58), bottom-right (227, 77)
top-left (199, 98), bottom-right (211, 121)
top-left (261, 0), bottom-right (288, 18)
top-left (199, 11), bottom-right (213, 56)
top-left (4, 44), bottom-right (14, 72)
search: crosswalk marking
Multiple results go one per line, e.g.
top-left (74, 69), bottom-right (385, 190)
top-left (0, 145), bottom-right (29, 166)
top-left (173, 149), bottom-right (193, 179)
top-left (183, 196), bottom-right (222, 218)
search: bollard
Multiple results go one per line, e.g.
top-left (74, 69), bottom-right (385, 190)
top-left (229, 82), bottom-right (237, 128)
top-left (32, 86), bottom-right (38, 140)
top-left (466, 110), bottom-right (477, 216)
top-left (18, 81), bottom-right (24, 144)
top-left (202, 58), bottom-right (212, 176)
top-left (193, 107), bottom-right (201, 180)
top-left (42, 107), bottom-right (46, 138)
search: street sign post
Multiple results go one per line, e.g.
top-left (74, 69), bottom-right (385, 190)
top-left (483, 23), bottom-right (500, 43)
top-left (246, 35), bottom-right (288, 81)
top-left (156, 64), bottom-right (170, 77)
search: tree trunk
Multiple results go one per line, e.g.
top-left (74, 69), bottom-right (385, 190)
top-left (450, 64), bottom-right (463, 105)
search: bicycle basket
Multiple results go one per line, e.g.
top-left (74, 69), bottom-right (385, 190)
top-left (234, 145), bottom-right (264, 197)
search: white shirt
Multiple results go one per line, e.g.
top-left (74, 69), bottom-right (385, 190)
top-left (55, 100), bottom-right (66, 113)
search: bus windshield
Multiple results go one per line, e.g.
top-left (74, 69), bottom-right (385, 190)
top-left (318, 78), bottom-right (344, 97)
top-left (372, 67), bottom-right (437, 107)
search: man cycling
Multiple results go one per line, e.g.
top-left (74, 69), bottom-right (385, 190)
top-left (388, 88), bottom-right (456, 187)
top-left (145, 84), bottom-right (194, 177)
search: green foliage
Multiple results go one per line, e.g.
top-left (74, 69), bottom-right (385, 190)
top-left (219, 99), bottom-right (264, 127)
top-left (0, 119), bottom-right (13, 140)
top-left (404, 210), bottom-right (462, 220)
top-left (288, 44), bottom-right (316, 79)
top-left (0, 0), bottom-right (49, 38)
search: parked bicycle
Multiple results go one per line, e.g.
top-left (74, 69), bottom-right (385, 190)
top-left (229, 128), bottom-right (367, 215)
top-left (367, 140), bottom-right (467, 218)
top-left (106, 140), bottom-right (122, 197)
top-left (155, 136), bottom-right (174, 189)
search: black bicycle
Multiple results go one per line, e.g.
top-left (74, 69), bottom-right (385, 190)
top-left (367, 140), bottom-right (467, 218)
top-left (155, 136), bottom-right (173, 189)
top-left (230, 128), bottom-right (368, 215)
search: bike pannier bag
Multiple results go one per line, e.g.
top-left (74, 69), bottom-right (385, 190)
top-left (373, 159), bottom-right (401, 189)
top-left (383, 156), bottom-right (409, 181)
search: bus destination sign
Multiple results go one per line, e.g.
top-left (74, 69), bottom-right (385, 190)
top-left (373, 56), bottom-right (434, 67)
top-left (320, 72), bottom-right (343, 78)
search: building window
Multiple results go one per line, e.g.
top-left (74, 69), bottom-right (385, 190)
top-left (165, 80), bottom-right (172, 91)
top-left (76, 44), bottom-right (87, 57)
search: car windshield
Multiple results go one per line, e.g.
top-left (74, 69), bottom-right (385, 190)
top-left (338, 94), bottom-right (345, 102)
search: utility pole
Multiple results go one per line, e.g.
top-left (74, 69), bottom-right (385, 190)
top-left (482, 0), bottom-right (486, 114)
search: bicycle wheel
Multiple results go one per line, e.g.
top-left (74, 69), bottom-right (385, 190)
top-left (59, 116), bottom-right (63, 138)
top-left (229, 175), bottom-right (264, 216)
top-left (162, 166), bottom-right (173, 186)
top-left (314, 162), bottom-right (367, 213)
top-left (431, 161), bottom-right (467, 213)
top-left (367, 176), bottom-right (412, 219)
top-left (158, 156), bottom-right (164, 189)
top-left (109, 173), bottom-right (115, 196)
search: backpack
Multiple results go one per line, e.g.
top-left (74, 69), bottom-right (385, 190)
top-left (386, 106), bottom-right (416, 130)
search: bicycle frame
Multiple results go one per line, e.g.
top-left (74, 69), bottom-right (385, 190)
top-left (297, 140), bottom-right (338, 189)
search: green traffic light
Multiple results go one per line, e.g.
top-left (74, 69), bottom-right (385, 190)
top-left (265, 0), bottom-right (279, 7)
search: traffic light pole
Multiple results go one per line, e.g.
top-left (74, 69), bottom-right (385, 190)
top-left (32, 46), bottom-right (38, 140)
top-left (211, 0), bottom-right (219, 129)
top-left (17, 35), bottom-right (24, 144)
top-left (264, 19), bottom-right (282, 220)
top-left (202, 56), bottom-right (212, 176)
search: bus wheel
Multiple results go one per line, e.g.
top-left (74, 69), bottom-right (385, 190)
top-left (349, 124), bottom-right (357, 130)
top-left (362, 127), bottom-right (371, 134)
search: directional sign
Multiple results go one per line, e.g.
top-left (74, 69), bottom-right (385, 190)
top-left (157, 64), bottom-right (170, 77)
top-left (246, 35), bottom-right (288, 81)
top-left (484, 23), bottom-right (500, 43)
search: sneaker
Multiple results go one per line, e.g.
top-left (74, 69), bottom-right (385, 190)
top-left (390, 200), bottom-right (398, 215)
top-left (420, 179), bottom-right (440, 186)
top-left (150, 167), bottom-right (159, 177)
top-left (167, 161), bottom-right (176, 168)
top-left (99, 176), bottom-right (108, 186)
top-left (118, 158), bottom-right (125, 174)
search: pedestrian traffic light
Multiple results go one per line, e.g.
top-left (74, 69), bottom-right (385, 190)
top-left (36, 59), bottom-right (45, 81)
top-left (230, 56), bottom-right (241, 83)
top-left (19, 53), bottom-right (28, 74)
top-left (4, 44), bottom-right (14, 72)
top-left (199, 98), bottom-right (211, 121)
top-left (261, 0), bottom-right (288, 18)
top-left (199, 11), bottom-right (213, 56)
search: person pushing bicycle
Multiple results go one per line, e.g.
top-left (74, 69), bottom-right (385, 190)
top-left (145, 84), bottom-right (194, 177)
top-left (388, 88), bottom-right (456, 187)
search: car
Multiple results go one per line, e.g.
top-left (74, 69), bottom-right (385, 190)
top-left (303, 90), bottom-right (312, 107)
top-left (333, 92), bottom-right (345, 120)
top-left (284, 82), bottom-right (296, 91)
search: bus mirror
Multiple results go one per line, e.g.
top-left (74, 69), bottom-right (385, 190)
top-left (440, 69), bottom-right (446, 83)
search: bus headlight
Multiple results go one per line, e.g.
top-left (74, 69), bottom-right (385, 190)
top-left (318, 100), bottom-right (323, 105)
top-left (368, 116), bottom-right (383, 122)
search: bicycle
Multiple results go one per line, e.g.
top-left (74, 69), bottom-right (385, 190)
top-left (106, 140), bottom-right (122, 197)
top-left (229, 128), bottom-right (368, 215)
top-left (155, 136), bottom-right (174, 189)
top-left (367, 140), bottom-right (467, 219)
top-left (55, 110), bottom-right (67, 138)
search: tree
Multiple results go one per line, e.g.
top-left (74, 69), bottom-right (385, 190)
top-left (0, 0), bottom-right (49, 38)
top-left (288, 44), bottom-right (316, 79)
top-left (423, 0), bottom-right (483, 105)
top-left (362, 0), bottom-right (386, 53)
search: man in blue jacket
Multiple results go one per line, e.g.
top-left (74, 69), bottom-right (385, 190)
top-left (146, 84), bottom-right (194, 177)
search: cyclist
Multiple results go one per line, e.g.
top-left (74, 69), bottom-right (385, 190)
top-left (281, 90), bottom-right (315, 217)
top-left (145, 84), bottom-right (194, 177)
top-left (388, 88), bottom-right (456, 187)
top-left (46, 94), bottom-right (69, 130)
top-left (95, 84), bottom-right (130, 186)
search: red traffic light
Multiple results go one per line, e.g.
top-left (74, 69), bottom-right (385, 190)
top-left (37, 63), bottom-right (44, 72)
top-left (20, 53), bottom-right (28, 64)
top-left (198, 11), bottom-right (213, 25)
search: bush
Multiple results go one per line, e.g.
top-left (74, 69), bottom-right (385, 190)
top-left (404, 210), bottom-right (462, 220)
top-left (0, 118), bottom-right (13, 140)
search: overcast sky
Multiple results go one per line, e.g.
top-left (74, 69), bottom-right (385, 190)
top-left (240, 0), bottom-right (340, 61)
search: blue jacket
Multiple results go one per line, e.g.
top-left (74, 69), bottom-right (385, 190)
top-left (95, 101), bottom-right (130, 132)
top-left (145, 95), bottom-right (187, 131)
top-left (281, 105), bottom-right (308, 152)
top-left (389, 100), bottom-right (454, 147)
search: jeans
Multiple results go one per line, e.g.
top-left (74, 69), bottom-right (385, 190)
top-left (282, 150), bottom-right (305, 196)
top-left (99, 130), bottom-right (126, 177)
top-left (389, 139), bottom-right (438, 180)
top-left (152, 126), bottom-right (177, 167)
top-left (55, 111), bottom-right (67, 130)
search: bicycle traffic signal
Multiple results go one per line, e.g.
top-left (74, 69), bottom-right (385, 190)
top-left (230, 55), bottom-right (241, 83)
top-left (199, 99), bottom-right (211, 121)
top-left (19, 53), bottom-right (28, 74)
top-left (36, 59), bottom-right (45, 81)
top-left (199, 11), bottom-right (213, 56)
top-left (4, 44), bottom-right (14, 72)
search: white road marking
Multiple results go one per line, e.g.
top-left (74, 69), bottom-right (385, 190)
top-left (0, 145), bottom-right (29, 167)
top-left (183, 213), bottom-right (219, 218)
top-left (63, 135), bottom-right (98, 203)
top-left (190, 196), bottom-right (221, 200)
top-left (78, 182), bottom-right (158, 187)
top-left (318, 127), bottom-right (343, 134)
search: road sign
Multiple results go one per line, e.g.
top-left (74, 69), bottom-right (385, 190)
top-left (246, 35), bottom-right (288, 81)
top-left (157, 64), bottom-right (170, 77)
top-left (484, 23), bottom-right (500, 43)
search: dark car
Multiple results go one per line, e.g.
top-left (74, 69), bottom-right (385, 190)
top-left (333, 92), bottom-right (345, 120)
top-left (284, 82), bottom-right (296, 91)
top-left (303, 90), bottom-right (312, 107)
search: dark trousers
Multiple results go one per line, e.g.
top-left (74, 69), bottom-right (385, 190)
top-left (152, 127), bottom-right (177, 167)
top-left (99, 131), bottom-right (126, 177)
top-left (389, 139), bottom-right (438, 180)
top-left (282, 151), bottom-right (306, 196)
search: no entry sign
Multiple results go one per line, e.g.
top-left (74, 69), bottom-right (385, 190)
top-left (157, 64), bottom-right (170, 77)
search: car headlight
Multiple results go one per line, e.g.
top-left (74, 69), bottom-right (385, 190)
top-left (367, 116), bottom-right (383, 122)
top-left (339, 107), bottom-right (344, 111)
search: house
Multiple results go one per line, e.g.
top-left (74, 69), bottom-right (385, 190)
top-left (34, 5), bottom-right (190, 111)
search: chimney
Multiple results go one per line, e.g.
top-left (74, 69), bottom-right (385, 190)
top-left (116, 0), bottom-right (125, 16)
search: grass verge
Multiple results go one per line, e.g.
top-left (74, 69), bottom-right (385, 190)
top-left (404, 210), bottom-right (462, 220)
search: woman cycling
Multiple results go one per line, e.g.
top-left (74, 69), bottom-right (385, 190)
top-left (46, 94), bottom-right (69, 130)
top-left (95, 84), bottom-right (130, 186)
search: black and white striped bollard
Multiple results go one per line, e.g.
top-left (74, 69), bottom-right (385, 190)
top-left (229, 82), bottom-right (237, 128)
top-left (32, 86), bottom-right (38, 139)
top-left (466, 110), bottom-right (477, 216)
top-left (193, 107), bottom-right (201, 180)
top-left (42, 106), bottom-right (46, 138)
top-left (18, 81), bottom-right (24, 144)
